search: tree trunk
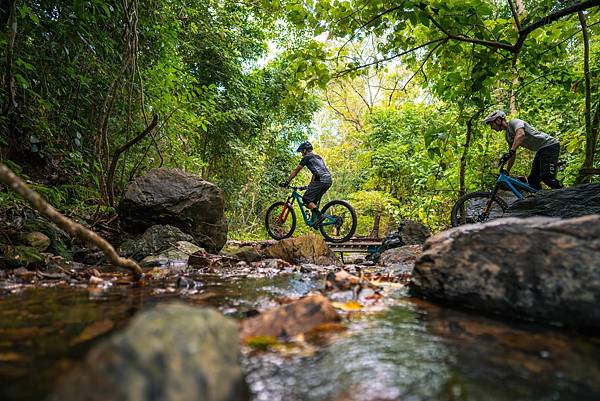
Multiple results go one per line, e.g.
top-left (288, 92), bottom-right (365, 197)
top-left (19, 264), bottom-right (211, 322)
top-left (2, 0), bottom-right (16, 116)
top-left (575, 11), bottom-right (594, 184)
top-left (371, 209), bottom-right (381, 239)
top-left (459, 117), bottom-right (474, 197)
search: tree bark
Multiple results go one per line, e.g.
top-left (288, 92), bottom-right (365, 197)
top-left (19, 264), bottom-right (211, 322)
top-left (0, 163), bottom-right (143, 280)
top-left (575, 11), bottom-right (594, 184)
top-left (2, 0), bottom-right (16, 116)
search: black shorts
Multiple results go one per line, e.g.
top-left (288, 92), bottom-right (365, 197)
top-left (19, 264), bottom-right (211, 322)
top-left (303, 181), bottom-right (331, 205)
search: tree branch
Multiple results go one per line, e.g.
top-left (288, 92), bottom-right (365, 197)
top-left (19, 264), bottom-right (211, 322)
top-left (335, 38), bottom-right (447, 76)
top-left (106, 114), bottom-right (158, 207)
top-left (0, 163), bottom-right (143, 280)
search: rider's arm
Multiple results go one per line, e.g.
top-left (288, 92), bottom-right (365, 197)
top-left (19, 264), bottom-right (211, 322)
top-left (506, 128), bottom-right (525, 173)
top-left (511, 128), bottom-right (525, 151)
top-left (286, 165), bottom-right (303, 184)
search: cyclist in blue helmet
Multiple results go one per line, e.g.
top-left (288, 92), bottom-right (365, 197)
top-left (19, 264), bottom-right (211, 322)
top-left (280, 141), bottom-right (332, 227)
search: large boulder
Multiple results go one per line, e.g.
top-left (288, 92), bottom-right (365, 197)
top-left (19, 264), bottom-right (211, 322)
top-left (49, 302), bottom-right (247, 401)
top-left (410, 215), bottom-right (600, 330)
top-left (119, 169), bottom-right (227, 253)
top-left (506, 183), bottom-right (600, 218)
top-left (265, 234), bottom-right (340, 265)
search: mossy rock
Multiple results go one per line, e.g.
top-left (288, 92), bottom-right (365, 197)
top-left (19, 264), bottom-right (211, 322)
top-left (1, 245), bottom-right (45, 267)
top-left (22, 217), bottom-right (72, 258)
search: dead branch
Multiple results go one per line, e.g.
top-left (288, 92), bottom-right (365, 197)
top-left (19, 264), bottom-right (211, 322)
top-left (0, 163), bottom-right (143, 280)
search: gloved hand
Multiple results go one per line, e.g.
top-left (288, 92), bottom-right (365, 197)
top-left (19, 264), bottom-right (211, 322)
top-left (278, 181), bottom-right (289, 188)
top-left (500, 149), bottom-right (516, 164)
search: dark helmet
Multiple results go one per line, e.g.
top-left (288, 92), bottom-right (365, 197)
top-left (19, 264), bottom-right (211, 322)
top-left (296, 141), bottom-right (313, 152)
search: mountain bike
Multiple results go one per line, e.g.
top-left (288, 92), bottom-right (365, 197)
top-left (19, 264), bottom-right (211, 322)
top-left (450, 158), bottom-right (541, 227)
top-left (265, 185), bottom-right (357, 243)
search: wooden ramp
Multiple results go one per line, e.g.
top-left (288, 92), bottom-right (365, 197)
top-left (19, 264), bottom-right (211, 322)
top-left (326, 238), bottom-right (382, 254)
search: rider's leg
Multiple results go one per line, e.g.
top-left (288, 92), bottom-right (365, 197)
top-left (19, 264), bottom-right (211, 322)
top-left (538, 144), bottom-right (563, 189)
top-left (528, 152), bottom-right (542, 190)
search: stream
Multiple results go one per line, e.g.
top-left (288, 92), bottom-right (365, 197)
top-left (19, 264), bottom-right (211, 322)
top-left (0, 269), bottom-right (599, 401)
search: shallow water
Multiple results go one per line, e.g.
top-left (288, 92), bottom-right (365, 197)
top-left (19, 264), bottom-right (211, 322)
top-left (0, 272), bottom-right (598, 401)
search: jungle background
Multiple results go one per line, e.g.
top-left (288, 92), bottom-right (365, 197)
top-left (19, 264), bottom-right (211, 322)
top-left (1, 0), bottom-right (599, 239)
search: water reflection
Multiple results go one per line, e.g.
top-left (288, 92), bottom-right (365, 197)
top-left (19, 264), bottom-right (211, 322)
top-left (0, 275), bottom-right (599, 401)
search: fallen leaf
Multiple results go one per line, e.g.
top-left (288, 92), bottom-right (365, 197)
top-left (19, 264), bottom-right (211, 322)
top-left (331, 300), bottom-right (362, 311)
top-left (70, 319), bottom-right (114, 345)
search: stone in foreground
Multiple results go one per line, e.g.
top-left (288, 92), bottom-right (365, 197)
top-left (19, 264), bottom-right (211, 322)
top-left (241, 294), bottom-right (340, 340)
top-left (50, 302), bottom-right (247, 401)
top-left (410, 215), bottom-right (600, 330)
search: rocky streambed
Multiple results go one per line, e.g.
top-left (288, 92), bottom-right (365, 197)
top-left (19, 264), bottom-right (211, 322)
top-left (0, 234), bottom-right (599, 401)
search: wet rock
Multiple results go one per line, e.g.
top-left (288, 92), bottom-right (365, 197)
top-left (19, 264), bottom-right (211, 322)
top-left (23, 231), bottom-right (51, 251)
top-left (506, 183), bottom-right (600, 218)
top-left (369, 219), bottom-right (430, 262)
top-left (120, 224), bottom-right (194, 261)
top-left (119, 168), bottom-right (228, 253)
top-left (188, 250), bottom-right (240, 272)
top-left (377, 244), bottom-right (422, 277)
top-left (265, 234), bottom-right (340, 266)
top-left (410, 215), bottom-right (600, 330)
top-left (228, 246), bottom-right (263, 263)
top-left (140, 241), bottom-right (203, 268)
top-left (49, 302), bottom-right (247, 401)
top-left (241, 294), bottom-right (341, 340)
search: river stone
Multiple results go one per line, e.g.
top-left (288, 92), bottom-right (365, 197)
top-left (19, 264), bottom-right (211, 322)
top-left (227, 246), bottom-right (263, 263)
top-left (241, 294), bottom-right (341, 340)
top-left (265, 234), bottom-right (340, 265)
top-left (119, 168), bottom-right (228, 254)
top-left (23, 231), bottom-right (51, 251)
top-left (120, 224), bottom-right (194, 261)
top-left (140, 241), bottom-right (203, 268)
top-left (369, 219), bottom-right (430, 262)
top-left (410, 215), bottom-right (600, 330)
top-left (49, 302), bottom-right (247, 401)
top-left (506, 183), bottom-right (600, 218)
top-left (22, 216), bottom-right (71, 258)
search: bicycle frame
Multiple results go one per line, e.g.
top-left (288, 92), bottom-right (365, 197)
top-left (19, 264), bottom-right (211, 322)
top-left (492, 170), bottom-right (538, 200)
top-left (481, 161), bottom-right (538, 218)
top-left (276, 186), bottom-right (335, 228)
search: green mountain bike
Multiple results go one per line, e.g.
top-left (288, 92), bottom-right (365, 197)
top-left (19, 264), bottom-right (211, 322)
top-left (265, 185), bottom-right (357, 243)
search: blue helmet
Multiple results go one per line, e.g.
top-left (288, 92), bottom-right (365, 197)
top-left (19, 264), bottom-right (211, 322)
top-left (296, 141), bottom-right (313, 152)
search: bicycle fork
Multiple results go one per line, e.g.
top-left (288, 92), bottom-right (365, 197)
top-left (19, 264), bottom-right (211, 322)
top-left (276, 197), bottom-right (295, 224)
top-left (481, 183), bottom-right (501, 221)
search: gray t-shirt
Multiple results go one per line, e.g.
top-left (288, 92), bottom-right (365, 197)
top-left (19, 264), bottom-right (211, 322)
top-left (505, 118), bottom-right (558, 151)
top-left (300, 153), bottom-right (332, 183)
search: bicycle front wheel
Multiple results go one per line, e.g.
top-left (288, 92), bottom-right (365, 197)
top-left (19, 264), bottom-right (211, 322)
top-left (319, 200), bottom-right (357, 243)
top-left (450, 191), bottom-right (508, 227)
top-left (265, 201), bottom-right (296, 240)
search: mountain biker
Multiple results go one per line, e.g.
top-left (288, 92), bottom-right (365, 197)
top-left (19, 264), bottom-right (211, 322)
top-left (483, 110), bottom-right (563, 190)
top-left (280, 141), bottom-right (332, 227)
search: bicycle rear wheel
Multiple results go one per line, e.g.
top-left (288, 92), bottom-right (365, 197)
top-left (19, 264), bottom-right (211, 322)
top-left (265, 201), bottom-right (296, 240)
top-left (450, 191), bottom-right (508, 227)
top-left (319, 200), bottom-right (357, 243)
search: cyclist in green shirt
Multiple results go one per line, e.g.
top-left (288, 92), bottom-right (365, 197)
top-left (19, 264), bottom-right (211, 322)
top-left (483, 110), bottom-right (562, 190)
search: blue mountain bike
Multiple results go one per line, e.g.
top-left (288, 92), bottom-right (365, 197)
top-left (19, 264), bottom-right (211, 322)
top-left (450, 158), bottom-right (539, 227)
top-left (265, 185), bottom-right (357, 243)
